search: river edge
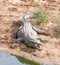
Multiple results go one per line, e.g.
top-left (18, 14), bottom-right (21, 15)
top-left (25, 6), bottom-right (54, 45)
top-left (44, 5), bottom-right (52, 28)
top-left (0, 47), bottom-right (55, 65)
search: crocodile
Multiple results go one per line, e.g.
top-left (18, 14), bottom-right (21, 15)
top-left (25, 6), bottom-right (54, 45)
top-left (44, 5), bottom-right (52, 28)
top-left (13, 12), bottom-right (49, 49)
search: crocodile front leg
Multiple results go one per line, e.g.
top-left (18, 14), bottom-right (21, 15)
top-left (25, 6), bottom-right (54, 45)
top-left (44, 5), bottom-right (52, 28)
top-left (13, 26), bottom-right (23, 38)
top-left (16, 38), bottom-right (24, 44)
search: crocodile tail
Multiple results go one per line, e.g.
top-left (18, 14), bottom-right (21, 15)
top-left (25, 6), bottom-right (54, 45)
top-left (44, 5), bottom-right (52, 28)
top-left (19, 12), bottom-right (37, 23)
top-left (23, 12), bottom-right (37, 20)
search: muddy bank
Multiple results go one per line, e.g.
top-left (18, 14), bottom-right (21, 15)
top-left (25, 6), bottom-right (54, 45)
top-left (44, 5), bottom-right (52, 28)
top-left (0, 43), bottom-right (60, 65)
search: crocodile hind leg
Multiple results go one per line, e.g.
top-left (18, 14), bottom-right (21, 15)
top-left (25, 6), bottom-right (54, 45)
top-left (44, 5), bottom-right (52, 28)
top-left (33, 27), bottom-right (49, 35)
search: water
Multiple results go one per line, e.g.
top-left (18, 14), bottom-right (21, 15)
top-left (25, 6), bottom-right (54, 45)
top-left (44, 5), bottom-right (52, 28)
top-left (0, 52), bottom-right (55, 65)
top-left (0, 53), bottom-right (40, 65)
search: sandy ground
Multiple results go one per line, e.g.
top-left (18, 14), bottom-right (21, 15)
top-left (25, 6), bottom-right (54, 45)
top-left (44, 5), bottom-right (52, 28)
top-left (0, 0), bottom-right (60, 65)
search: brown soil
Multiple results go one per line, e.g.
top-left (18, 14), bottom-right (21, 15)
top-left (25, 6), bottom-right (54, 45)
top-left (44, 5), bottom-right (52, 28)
top-left (0, 0), bottom-right (60, 65)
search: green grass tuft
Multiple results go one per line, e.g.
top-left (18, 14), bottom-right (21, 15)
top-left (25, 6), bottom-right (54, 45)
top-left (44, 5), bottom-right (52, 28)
top-left (11, 54), bottom-right (40, 65)
top-left (32, 9), bottom-right (49, 25)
